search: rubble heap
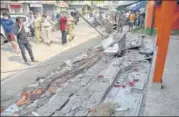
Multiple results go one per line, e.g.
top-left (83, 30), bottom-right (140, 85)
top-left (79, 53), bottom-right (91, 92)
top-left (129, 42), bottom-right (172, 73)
top-left (1, 32), bottom-right (154, 116)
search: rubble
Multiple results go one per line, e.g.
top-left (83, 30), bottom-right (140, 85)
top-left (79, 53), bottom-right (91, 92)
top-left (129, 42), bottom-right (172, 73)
top-left (1, 104), bottom-right (20, 116)
top-left (1, 32), bottom-right (153, 116)
top-left (103, 32), bottom-right (126, 55)
top-left (32, 112), bottom-right (40, 116)
top-left (139, 37), bottom-right (154, 55)
top-left (89, 102), bottom-right (116, 116)
top-left (125, 33), bottom-right (142, 49)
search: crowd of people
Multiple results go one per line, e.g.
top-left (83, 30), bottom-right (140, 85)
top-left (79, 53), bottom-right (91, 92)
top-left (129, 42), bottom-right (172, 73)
top-left (87, 9), bottom-right (145, 33)
top-left (1, 9), bottom-right (145, 65)
top-left (1, 11), bottom-right (79, 65)
top-left (115, 10), bottom-right (145, 32)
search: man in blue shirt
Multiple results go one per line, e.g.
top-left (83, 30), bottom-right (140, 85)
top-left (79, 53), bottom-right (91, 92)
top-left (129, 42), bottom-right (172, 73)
top-left (0, 12), bottom-right (19, 53)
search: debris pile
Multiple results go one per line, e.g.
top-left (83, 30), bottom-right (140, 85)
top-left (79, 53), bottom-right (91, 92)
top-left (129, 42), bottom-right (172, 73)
top-left (1, 32), bottom-right (154, 116)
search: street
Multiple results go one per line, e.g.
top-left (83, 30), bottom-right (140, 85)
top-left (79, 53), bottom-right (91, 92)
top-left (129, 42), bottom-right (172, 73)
top-left (1, 19), bottom-right (109, 108)
top-left (1, 19), bottom-right (107, 80)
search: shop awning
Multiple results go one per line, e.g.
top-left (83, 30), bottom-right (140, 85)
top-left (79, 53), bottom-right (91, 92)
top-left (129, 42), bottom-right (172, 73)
top-left (129, 1), bottom-right (146, 12)
top-left (10, 4), bottom-right (21, 8)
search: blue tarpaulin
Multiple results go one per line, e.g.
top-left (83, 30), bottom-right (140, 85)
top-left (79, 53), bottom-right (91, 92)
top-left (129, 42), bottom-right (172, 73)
top-left (130, 1), bottom-right (146, 11)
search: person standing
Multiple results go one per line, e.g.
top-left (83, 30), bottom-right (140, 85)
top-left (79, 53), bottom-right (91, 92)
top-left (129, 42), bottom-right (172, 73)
top-left (136, 11), bottom-right (140, 26)
top-left (139, 12), bottom-right (145, 28)
top-left (59, 12), bottom-right (67, 45)
top-left (129, 11), bottom-right (135, 32)
top-left (41, 13), bottom-right (53, 46)
top-left (56, 13), bottom-right (60, 21)
top-left (28, 11), bottom-right (35, 38)
top-left (0, 12), bottom-right (19, 53)
top-left (67, 14), bottom-right (75, 42)
top-left (117, 11), bottom-right (125, 33)
top-left (14, 17), bottom-right (38, 65)
top-left (34, 12), bottom-right (42, 43)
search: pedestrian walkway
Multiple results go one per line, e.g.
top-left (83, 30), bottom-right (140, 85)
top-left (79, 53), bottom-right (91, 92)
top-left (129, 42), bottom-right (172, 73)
top-left (1, 20), bottom-right (107, 80)
top-left (144, 35), bottom-right (179, 116)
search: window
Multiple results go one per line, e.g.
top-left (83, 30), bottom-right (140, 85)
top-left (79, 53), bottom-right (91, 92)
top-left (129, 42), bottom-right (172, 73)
top-left (177, 0), bottom-right (179, 5)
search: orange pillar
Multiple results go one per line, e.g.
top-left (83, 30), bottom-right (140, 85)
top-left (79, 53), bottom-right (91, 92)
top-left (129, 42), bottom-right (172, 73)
top-left (145, 1), bottom-right (155, 28)
top-left (153, 1), bottom-right (176, 83)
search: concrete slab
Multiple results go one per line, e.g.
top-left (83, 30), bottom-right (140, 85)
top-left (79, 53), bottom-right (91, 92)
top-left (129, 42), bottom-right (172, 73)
top-left (125, 33), bottom-right (142, 49)
top-left (103, 43), bottom-right (120, 54)
top-left (139, 36), bottom-right (155, 54)
top-left (105, 87), bottom-right (144, 116)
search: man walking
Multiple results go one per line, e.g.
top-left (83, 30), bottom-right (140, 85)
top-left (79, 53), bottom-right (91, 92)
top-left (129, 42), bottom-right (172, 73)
top-left (14, 17), bottom-right (38, 65)
top-left (1, 12), bottom-right (19, 53)
top-left (59, 12), bottom-right (67, 45)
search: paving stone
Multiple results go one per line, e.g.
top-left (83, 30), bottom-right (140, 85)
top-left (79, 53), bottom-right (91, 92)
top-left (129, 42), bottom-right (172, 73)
top-left (36, 93), bottom-right (72, 116)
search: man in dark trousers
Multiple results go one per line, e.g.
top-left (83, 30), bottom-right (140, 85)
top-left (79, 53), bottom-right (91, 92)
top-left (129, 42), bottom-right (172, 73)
top-left (14, 17), bottom-right (38, 65)
top-left (59, 12), bottom-right (67, 45)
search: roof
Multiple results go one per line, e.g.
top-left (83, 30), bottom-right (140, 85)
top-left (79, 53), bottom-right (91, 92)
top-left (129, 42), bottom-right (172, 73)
top-left (116, 1), bottom-right (138, 8)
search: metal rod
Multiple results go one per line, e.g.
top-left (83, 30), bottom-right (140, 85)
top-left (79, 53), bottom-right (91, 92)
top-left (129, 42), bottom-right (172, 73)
top-left (64, 1), bottom-right (105, 39)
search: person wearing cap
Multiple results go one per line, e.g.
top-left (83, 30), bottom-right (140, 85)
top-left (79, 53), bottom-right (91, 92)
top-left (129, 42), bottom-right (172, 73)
top-left (41, 12), bottom-right (53, 46)
top-left (0, 12), bottom-right (19, 53)
top-left (14, 17), bottom-right (38, 65)
top-left (67, 13), bottom-right (75, 42)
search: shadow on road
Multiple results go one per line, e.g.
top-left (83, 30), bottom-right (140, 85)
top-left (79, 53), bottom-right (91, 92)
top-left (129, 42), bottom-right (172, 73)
top-left (8, 55), bottom-right (24, 64)
top-left (1, 44), bottom-right (13, 53)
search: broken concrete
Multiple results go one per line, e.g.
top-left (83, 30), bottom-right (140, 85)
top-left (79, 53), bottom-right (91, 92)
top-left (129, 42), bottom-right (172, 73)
top-left (103, 32), bottom-right (126, 55)
top-left (125, 33), bottom-right (142, 49)
top-left (140, 37), bottom-right (154, 55)
top-left (105, 87), bottom-right (144, 116)
top-left (1, 32), bottom-right (153, 116)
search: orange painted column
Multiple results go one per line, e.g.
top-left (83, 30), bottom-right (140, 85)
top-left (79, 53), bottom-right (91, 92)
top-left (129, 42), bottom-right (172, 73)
top-left (145, 1), bottom-right (155, 28)
top-left (153, 1), bottom-right (176, 83)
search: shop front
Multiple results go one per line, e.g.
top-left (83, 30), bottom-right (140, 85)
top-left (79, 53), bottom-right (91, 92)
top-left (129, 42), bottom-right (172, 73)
top-left (43, 4), bottom-right (55, 16)
top-left (9, 4), bottom-right (22, 14)
top-left (30, 4), bottom-right (43, 13)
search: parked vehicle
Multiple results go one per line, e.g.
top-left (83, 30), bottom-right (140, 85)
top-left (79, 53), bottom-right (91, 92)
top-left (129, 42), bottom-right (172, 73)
top-left (0, 24), bottom-right (7, 45)
top-left (1, 14), bottom-right (31, 45)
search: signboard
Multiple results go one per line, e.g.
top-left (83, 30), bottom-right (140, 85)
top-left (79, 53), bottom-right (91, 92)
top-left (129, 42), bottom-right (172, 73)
top-left (30, 4), bottom-right (42, 7)
top-left (59, 1), bottom-right (69, 8)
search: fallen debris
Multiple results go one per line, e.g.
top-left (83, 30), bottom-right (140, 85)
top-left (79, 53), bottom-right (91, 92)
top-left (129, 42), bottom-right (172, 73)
top-left (1, 32), bottom-right (153, 116)
top-left (1, 104), bottom-right (19, 116)
top-left (140, 37), bottom-right (154, 55)
top-left (90, 102), bottom-right (116, 116)
top-left (125, 33), bottom-right (142, 49)
top-left (32, 112), bottom-right (40, 116)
